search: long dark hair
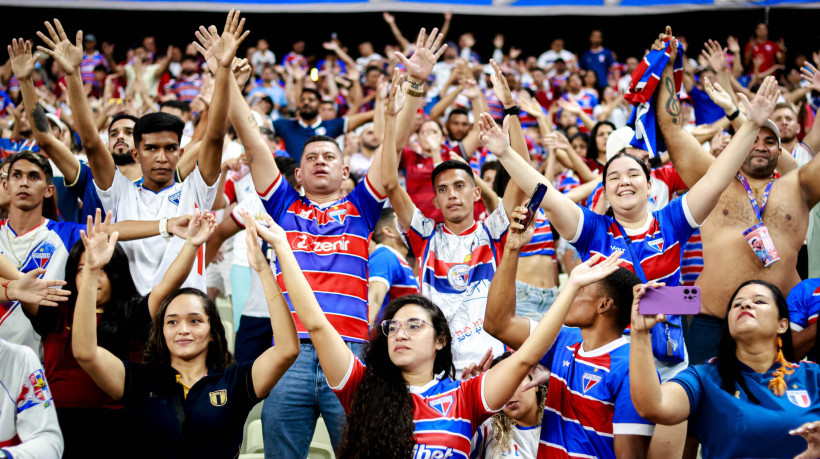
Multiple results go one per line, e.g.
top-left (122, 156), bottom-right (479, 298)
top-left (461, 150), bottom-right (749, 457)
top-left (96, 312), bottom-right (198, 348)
top-left (143, 288), bottom-right (234, 371)
top-left (586, 121), bottom-right (616, 162)
top-left (338, 294), bottom-right (455, 458)
top-left (64, 239), bottom-right (147, 359)
top-left (716, 280), bottom-right (795, 404)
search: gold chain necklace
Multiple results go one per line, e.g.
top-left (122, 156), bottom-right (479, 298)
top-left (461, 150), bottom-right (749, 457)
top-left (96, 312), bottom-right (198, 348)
top-left (4, 218), bottom-right (44, 269)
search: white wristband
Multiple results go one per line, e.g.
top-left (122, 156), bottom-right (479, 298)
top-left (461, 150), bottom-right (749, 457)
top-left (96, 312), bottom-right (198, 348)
top-left (159, 217), bottom-right (171, 241)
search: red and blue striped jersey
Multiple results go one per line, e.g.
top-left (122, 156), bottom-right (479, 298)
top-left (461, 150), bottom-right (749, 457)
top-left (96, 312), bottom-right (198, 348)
top-left (258, 172), bottom-right (386, 342)
top-left (80, 52), bottom-right (107, 85)
top-left (368, 244), bottom-right (419, 312)
top-left (164, 74), bottom-right (203, 103)
top-left (538, 327), bottom-right (654, 459)
top-left (554, 170), bottom-right (580, 195)
top-left (0, 139), bottom-right (39, 159)
top-left (520, 209), bottom-right (555, 258)
top-left (788, 278), bottom-right (820, 333)
top-left (402, 206), bottom-right (509, 372)
top-left (332, 356), bottom-right (498, 459)
top-left (681, 229), bottom-right (703, 286)
top-left (570, 196), bottom-right (698, 286)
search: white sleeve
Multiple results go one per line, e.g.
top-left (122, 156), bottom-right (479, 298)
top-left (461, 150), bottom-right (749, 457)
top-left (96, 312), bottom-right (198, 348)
top-left (93, 168), bottom-right (132, 219)
top-left (4, 349), bottom-right (63, 459)
top-left (484, 201), bottom-right (510, 240)
top-left (185, 165), bottom-right (220, 210)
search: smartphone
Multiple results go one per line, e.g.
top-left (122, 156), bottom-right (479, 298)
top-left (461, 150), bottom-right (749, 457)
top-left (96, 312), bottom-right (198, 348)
top-left (639, 286), bottom-right (701, 316)
top-left (517, 183), bottom-right (548, 228)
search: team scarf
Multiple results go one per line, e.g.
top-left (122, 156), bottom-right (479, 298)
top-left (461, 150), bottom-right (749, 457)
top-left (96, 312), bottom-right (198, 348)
top-left (625, 39), bottom-right (683, 164)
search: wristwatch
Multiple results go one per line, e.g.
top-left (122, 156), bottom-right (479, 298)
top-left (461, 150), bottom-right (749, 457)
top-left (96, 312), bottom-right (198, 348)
top-left (503, 105), bottom-right (521, 117)
top-left (159, 217), bottom-right (171, 241)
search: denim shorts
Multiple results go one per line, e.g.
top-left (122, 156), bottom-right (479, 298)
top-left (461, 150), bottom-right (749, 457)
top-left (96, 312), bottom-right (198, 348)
top-left (515, 280), bottom-right (559, 321)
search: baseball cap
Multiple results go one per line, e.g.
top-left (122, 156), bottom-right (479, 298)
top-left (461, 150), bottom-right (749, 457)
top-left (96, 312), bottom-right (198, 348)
top-left (606, 126), bottom-right (635, 161)
top-left (761, 119), bottom-right (781, 148)
top-left (84, 34), bottom-right (97, 42)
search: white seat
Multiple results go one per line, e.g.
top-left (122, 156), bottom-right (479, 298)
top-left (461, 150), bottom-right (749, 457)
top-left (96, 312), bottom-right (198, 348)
top-left (244, 419), bottom-right (264, 454)
top-left (216, 296), bottom-right (233, 325)
top-left (222, 320), bottom-right (235, 354)
top-left (308, 416), bottom-right (336, 459)
top-left (238, 454), bottom-right (265, 459)
top-left (240, 402), bottom-right (264, 453)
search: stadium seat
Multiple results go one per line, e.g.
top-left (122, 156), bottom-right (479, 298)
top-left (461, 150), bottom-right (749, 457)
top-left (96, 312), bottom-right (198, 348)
top-left (308, 417), bottom-right (336, 459)
top-left (223, 320), bottom-right (235, 354)
top-left (216, 296), bottom-right (233, 325)
top-left (244, 419), bottom-right (264, 454)
top-left (241, 402), bottom-right (264, 453)
top-left (238, 454), bottom-right (264, 459)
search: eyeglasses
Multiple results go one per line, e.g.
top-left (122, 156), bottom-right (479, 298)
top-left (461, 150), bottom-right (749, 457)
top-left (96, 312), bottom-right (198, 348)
top-left (381, 318), bottom-right (432, 338)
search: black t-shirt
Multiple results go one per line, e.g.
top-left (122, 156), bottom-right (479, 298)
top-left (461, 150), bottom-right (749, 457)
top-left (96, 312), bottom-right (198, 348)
top-left (121, 361), bottom-right (260, 458)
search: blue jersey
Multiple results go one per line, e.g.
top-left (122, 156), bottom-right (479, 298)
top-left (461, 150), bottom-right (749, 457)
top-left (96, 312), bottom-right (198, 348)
top-left (272, 117), bottom-right (347, 161)
top-left (520, 209), bottom-right (555, 258)
top-left (688, 83), bottom-right (726, 125)
top-left (538, 327), bottom-right (654, 459)
top-left (64, 162), bottom-right (105, 222)
top-left (368, 245), bottom-right (418, 315)
top-left (0, 138), bottom-right (39, 159)
top-left (257, 172), bottom-right (385, 342)
top-left (672, 359), bottom-right (820, 459)
top-left (788, 278), bottom-right (820, 361)
top-left (570, 195), bottom-right (698, 285)
top-left (580, 48), bottom-right (615, 86)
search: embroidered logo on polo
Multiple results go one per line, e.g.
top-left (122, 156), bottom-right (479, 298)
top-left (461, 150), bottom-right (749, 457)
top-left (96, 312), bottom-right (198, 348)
top-left (31, 242), bottom-right (55, 268)
top-left (787, 390), bottom-right (811, 408)
top-left (447, 264), bottom-right (470, 291)
top-left (427, 394), bottom-right (453, 416)
top-left (209, 389), bottom-right (228, 406)
top-left (582, 372), bottom-right (602, 393)
top-left (647, 238), bottom-right (664, 253)
top-left (168, 191), bottom-right (181, 206)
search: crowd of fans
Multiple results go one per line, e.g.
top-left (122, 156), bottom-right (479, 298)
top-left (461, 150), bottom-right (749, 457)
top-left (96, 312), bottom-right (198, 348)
top-left (0, 8), bottom-right (819, 459)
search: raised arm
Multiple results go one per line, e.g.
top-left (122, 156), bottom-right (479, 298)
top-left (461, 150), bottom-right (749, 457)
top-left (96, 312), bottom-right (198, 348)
top-left (484, 250), bottom-right (623, 411)
top-left (378, 69), bottom-right (415, 230)
top-left (629, 283), bottom-right (692, 425)
top-left (258, 213), bottom-right (352, 387)
top-left (146, 209), bottom-right (215, 318)
top-left (193, 10), bottom-right (250, 186)
top-left (382, 13), bottom-right (411, 51)
top-left (9, 38), bottom-right (80, 183)
top-left (393, 28), bottom-right (447, 149)
top-left (800, 64), bottom-right (820, 156)
top-left (478, 112), bottom-right (582, 239)
top-left (71, 212), bottom-right (127, 401)
top-left (685, 76), bottom-right (779, 224)
top-left (239, 211), bottom-right (299, 399)
top-left (654, 27), bottom-right (714, 189)
top-left (484, 206), bottom-right (536, 350)
top-left (37, 20), bottom-right (116, 189)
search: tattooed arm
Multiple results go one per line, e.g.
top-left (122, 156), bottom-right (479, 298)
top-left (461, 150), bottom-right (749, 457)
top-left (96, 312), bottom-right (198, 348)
top-left (654, 27), bottom-right (713, 188)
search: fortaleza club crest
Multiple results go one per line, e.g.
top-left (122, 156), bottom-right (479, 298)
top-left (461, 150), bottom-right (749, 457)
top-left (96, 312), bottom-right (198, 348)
top-left (31, 242), bottom-right (55, 268)
top-left (582, 372), bottom-right (602, 393)
top-left (447, 264), bottom-right (470, 291)
top-left (427, 394), bottom-right (453, 415)
top-left (328, 206), bottom-right (348, 224)
top-left (787, 390), bottom-right (811, 408)
top-left (647, 238), bottom-right (664, 253)
top-left (168, 191), bottom-right (181, 206)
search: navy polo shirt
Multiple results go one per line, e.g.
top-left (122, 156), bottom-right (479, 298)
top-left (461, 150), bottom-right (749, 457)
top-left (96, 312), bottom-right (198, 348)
top-left (121, 361), bottom-right (260, 458)
top-left (273, 117), bottom-right (347, 161)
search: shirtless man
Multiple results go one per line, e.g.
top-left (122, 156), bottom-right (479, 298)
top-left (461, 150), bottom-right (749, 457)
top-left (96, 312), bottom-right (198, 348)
top-left (655, 27), bottom-right (820, 364)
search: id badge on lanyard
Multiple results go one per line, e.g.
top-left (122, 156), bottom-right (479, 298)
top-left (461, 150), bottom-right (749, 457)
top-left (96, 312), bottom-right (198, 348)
top-left (738, 174), bottom-right (780, 267)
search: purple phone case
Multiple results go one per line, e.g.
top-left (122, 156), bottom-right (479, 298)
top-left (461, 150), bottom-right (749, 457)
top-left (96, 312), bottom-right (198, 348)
top-left (639, 286), bottom-right (701, 315)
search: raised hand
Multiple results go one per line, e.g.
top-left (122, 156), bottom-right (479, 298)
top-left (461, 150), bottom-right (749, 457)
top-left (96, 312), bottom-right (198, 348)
top-left (461, 78), bottom-right (481, 101)
top-left (36, 19), bottom-right (83, 75)
top-left (505, 205), bottom-right (536, 250)
top-left (557, 97), bottom-right (583, 115)
top-left (701, 39), bottom-right (727, 73)
top-left (393, 27), bottom-right (447, 82)
top-left (737, 75), bottom-right (779, 127)
top-left (232, 57), bottom-right (252, 89)
top-left (652, 26), bottom-right (678, 62)
top-left (382, 12), bottom-right (395, 24)
top-left (703, 76), bottom-right (735, 113)
top-left (255, 213), bottom-right (288, 247)
top-left (240, 210), bottom-right (271, 273)
top-left (186, 208), bottom-right (216, 247)
top-left (386, 68), bottom-right (406, 117)
top-left (522, 364), bottom-right (550, 392)
top-left (726, 35), bottom-right (741, 54)
top-left (478, 112), bottom-right (510, 155)
top-left (801, 63), bottom-right (820, 92)
top-left (8, 269), bottom-right (70, 307)
top-left (566, 251), bottom-right (623, 289)
top-left (460, 347), bottom-right (493, 379)
top-left (489, 59), bottom-right (513, 108)
top-left (630, 281), bottom-right (667, 333)
top-left (791, 421), bottom-right (820, 459)
top-left (518, 92), bottom-right (545, 118)
top-left (8, 39), bottom-right (36, 81)
top-left (79, 209), bottom-right (118, 271)
top-left (167, 214), bottom-right (194, 239)
top-left (194, 9), bottom-right (249, 69)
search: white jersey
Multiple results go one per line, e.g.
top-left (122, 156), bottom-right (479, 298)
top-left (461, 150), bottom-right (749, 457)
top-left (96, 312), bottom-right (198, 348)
top-left (229, 197), bottom-right (271, 319)
top-left (95, 166), bottom-right (217, 294)
top-left (402, 205), bottom-right (509, 374)
top-left (0, 339), bottom-right (63, 458)
top-left (0, 219), bottom-right (82, 355)
top-left (471, 418), bottom-right (541, 459)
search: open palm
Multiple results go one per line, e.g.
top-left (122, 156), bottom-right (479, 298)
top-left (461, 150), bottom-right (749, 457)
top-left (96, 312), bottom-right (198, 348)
top-left (36, 19), bottom-right (83, 74)
top-left (394, 27), bottom-right (446, 82)
top-left (8, 39), bottom-right (36, 80)
top-left (80, 210), bottom-right (118, 270)
top-left (567, 251), bottom-right (623, 289)
top-left (738, 75), bottom-right (779, 127)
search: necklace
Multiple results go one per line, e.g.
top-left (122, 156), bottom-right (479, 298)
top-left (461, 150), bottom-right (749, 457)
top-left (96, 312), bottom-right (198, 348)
top-left (4, 218), bottom-right (44, 269)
